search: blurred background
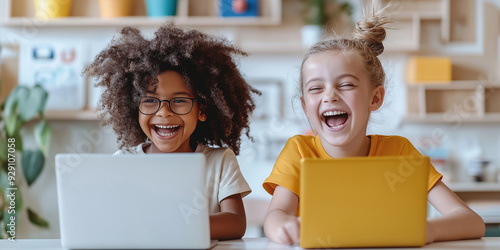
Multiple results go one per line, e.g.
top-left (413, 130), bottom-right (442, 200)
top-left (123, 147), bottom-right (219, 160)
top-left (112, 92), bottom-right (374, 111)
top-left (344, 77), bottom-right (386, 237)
top-left (1, 0), bottom-right (500, 239)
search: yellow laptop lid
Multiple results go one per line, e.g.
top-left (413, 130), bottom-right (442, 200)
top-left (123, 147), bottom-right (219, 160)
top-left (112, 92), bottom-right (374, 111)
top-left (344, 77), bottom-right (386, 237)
top-left (300, 156), bottom-right (429, 249)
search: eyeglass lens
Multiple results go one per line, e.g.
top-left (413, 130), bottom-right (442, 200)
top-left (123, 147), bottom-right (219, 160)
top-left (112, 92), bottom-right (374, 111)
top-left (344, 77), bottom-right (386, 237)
top-left (139, 97), bottom-right (194, 115)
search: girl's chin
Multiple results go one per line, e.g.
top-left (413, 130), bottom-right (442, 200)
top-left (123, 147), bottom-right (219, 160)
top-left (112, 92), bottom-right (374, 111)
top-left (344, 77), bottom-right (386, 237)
top-left (323, 137), bottom-right (349, 148)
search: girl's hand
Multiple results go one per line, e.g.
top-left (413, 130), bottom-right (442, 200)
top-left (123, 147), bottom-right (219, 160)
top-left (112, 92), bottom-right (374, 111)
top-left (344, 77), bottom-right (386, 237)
top-left (264, 186), bottom-right (301, 245)
top-left (425, 220), bottom-right (436, 244)
top-left (275, 217), bottom-right (301, 245)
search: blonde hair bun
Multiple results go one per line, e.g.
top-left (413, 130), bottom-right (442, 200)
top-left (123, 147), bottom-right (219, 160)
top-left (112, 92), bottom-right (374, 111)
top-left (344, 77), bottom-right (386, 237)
top-left (353, 1), bottom-right (392, 56)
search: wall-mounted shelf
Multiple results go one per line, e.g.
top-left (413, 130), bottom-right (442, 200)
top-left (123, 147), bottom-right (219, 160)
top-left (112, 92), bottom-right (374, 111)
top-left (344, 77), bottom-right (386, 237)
top-left (0, 16), bottom-right (281, 27)
top-left (45, 110), bottom-right (99, 121)
top-left (384, 0), bottom-right (450, 52)
top-left (0, 0), bottom-right (282, 27)
top-left (403, 81), bottom-right (500, 124)
top-left (447, 182), bottom-right (500, 224)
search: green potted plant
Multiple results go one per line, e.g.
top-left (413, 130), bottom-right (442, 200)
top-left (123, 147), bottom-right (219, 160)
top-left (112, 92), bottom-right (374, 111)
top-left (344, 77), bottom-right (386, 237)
top-left (0, 84), bottom-right (51, 240)
top-left (301, 0), bottom-right (353, 46)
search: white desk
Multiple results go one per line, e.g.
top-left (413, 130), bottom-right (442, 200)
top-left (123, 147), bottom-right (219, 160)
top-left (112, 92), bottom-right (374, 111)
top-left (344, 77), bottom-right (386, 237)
top-left (1, 238), bottom-right (500, 249)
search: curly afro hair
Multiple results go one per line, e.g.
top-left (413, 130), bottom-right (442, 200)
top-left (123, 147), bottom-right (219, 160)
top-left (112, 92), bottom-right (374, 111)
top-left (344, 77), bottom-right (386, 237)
top-left (84, 23), bottom-right (259, 155)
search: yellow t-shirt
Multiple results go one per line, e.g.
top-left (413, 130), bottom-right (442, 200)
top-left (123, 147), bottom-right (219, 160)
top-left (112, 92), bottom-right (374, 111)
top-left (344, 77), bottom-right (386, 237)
top-left (263, 135), bottom-right (443, 197)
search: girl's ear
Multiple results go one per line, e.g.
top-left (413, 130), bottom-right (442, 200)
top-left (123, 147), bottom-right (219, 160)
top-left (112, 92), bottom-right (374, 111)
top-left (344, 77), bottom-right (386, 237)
top-left (301, 96), bottom-right (308, 118)
top-left (198, 105), bottom-right (207, 122)
top-left (370, 86), bottom-right (385, 111)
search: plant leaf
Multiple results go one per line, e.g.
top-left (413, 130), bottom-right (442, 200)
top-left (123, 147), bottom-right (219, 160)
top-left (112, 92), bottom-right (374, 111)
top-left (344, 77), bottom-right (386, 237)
top-left (5, 111), bottom-right (22, 137)
top-left (34, 121), bottom-right (51, 157)
top-left (0, 170), bottom-right (23, 213)
top-left (3, 87), bottom-right (21, 124)
top-left (0, 167), bottom-right (9, 191)
top-left (18, 85), bottom-right (46, 121)
top-left (22, 150), bottom-right (45, 186)
top-left (28, 208), bottom-right (49, 228)
top-left (33, 85), bottom-right (49, 117)
top-left (0, 210), bottom-right (3, 237)
top-left (12, 132), bottom-right (23, 153)
top-left (0, 135), bottom-right (7, 162)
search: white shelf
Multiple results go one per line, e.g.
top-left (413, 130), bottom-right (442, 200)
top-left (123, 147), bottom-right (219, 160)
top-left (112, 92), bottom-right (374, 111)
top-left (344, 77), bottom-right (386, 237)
top-left (407, 81), bottom-right (500, 90)
top-left (45, 110), bottom-right (99, 121)
top-left (483, 217), bottom-right (500, 224)
top-left (402, 114), bottom-right (500, 124)
top-left (0, 16), bottom-right (281, 27)
top-left (0, 0), bottom-right (282, 27)
top-left (404, 81), bottom-right (500, 124)
top-left (395, 11), bottom-right (443, 20)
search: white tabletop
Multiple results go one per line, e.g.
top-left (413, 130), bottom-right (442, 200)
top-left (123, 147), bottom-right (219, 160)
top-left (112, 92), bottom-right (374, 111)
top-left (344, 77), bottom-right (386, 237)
top-left (1, 237), bottom-right (499, 249)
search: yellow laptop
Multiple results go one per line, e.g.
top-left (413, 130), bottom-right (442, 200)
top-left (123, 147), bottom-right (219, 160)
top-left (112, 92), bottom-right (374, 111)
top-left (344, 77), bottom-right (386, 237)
top-left (300, 156), bottom-right (429, 249)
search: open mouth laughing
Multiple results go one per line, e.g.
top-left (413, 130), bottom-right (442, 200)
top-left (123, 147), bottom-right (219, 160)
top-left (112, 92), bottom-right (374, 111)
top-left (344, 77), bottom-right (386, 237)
top-left (153, 124), bottom-right (180, 137)
top-left (322, 110), bottom-right (349, 129)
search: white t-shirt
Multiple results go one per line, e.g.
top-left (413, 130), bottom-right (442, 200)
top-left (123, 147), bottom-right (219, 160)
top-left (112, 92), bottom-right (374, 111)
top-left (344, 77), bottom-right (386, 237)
top-left (114, 143), bottom-right (251, 214)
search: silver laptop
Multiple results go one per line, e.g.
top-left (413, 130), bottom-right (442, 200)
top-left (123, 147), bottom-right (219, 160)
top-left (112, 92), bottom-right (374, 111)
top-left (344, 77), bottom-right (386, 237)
top-left (55, 153), bottom-right (216, 249)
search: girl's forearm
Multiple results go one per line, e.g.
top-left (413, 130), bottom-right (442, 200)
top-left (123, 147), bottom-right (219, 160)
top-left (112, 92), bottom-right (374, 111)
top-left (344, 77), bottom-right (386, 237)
top-left (210, 212), bottom-right (246, 240)
top-left (264, 209), bottom-right (300, 244)
top-left (427, 208), bottom-right (485, 243)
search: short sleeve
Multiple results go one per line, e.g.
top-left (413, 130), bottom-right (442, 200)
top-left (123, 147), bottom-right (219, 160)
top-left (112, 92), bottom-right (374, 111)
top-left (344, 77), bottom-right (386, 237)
top-left (217, 149), bottom-right (252, 202)
top-left (263, 138), bottom-right (302, 197)
top-left (400, 139), bottom-right (443, 191)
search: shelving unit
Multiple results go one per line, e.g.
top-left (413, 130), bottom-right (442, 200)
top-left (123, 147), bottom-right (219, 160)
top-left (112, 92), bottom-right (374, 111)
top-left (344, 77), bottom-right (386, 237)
top-left (383, 0), bottom-right (450, 51)
top-left (447, 182), bottom-right (500, 225)
top-left (403, 81), bottom-right (500, 123)
top-left (0, 0), bottom-right (282, 27)
top-left (0, 0), bottom-right (471, 120)
top-left (45, 110), bottom-right (98, 121)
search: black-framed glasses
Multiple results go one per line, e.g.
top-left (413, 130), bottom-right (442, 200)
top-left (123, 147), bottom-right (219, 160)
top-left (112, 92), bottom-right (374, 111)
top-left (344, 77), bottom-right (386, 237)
top-left (139, 96), bottom-right (197, 115)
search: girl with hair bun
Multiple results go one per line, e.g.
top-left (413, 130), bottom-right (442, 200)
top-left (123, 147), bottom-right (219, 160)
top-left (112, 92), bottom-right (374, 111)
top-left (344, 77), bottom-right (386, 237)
top-left (262, 1), bottom-right (485, 245)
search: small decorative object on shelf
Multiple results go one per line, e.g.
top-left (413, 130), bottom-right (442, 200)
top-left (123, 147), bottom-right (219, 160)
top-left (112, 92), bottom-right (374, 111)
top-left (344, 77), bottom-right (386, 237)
top-left (220, 0), bottom-right (258, 17)
top-left (18, 41), bottom-right (87, 111)
top-left (425, 147), bottom-right (452, 183)
top-left (467, 157), bottom-right (491, 182)
top-left (98, 0), bottom-right (133, 18)
top-left (145, 0), bottom-right (178, 17)
top-left (406, 57), bottom-right (452, 84)
top-left (34, 0), bottom-right (72, 19)
top-left (232, 0), bottom-right (248, 14)
top-left (300, 0), bottom-right (353, 47)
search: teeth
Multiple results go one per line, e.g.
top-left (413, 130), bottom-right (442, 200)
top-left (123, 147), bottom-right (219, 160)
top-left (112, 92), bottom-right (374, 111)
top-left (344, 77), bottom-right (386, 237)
top-left (329, 124), bottom-right (344, 129)
top-left (157, 131), bottom-right (175, 137)
top-left (155, 125), bottom-right (180, 129)
top-left (323, 111), bottom-right (346, 116)
top-left (155, 125), bottom-right (179, 137)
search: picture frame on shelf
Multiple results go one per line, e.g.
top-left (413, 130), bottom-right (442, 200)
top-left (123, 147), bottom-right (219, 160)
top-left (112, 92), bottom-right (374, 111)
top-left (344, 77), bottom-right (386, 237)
top-left (18, 41), bottom-right (88, 111)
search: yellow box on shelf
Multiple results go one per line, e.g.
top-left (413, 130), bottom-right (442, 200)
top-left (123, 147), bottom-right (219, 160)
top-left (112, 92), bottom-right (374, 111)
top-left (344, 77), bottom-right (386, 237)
top-left (34, 0), bottom-right (72, 19)
top-left (407, 57), bottom-right (452, 84)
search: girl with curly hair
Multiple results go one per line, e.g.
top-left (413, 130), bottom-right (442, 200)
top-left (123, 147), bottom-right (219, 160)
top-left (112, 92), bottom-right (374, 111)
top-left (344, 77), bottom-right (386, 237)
top-left (85, 23), bottom-right (259, 240)
top-left (262, 2), bottom-right (485, 245)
